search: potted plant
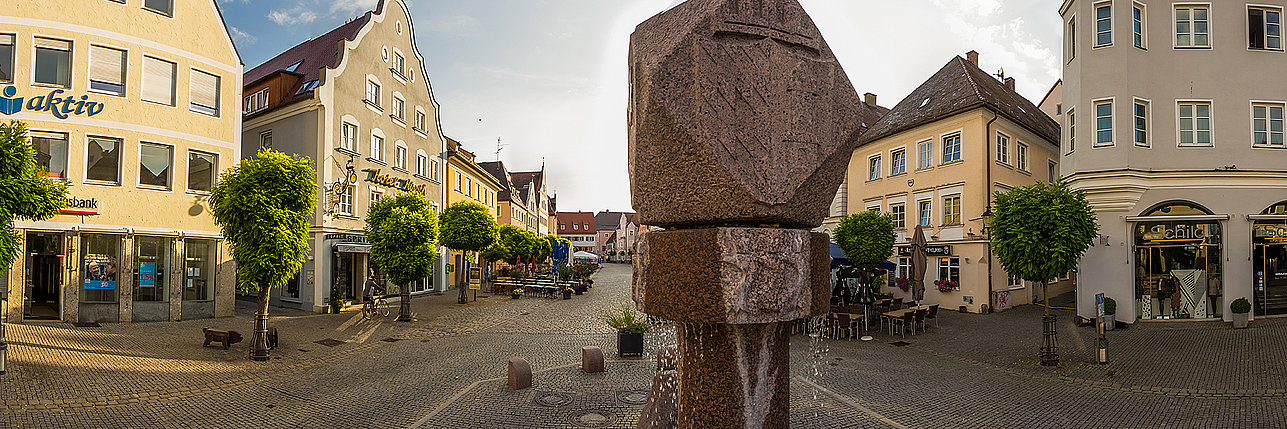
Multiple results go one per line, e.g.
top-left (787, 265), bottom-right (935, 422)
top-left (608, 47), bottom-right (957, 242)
top-left (1231, 297), bottom-right (1251, 329)
top-left (329, 287), bottom-right (344, 314)
top-left (510, 288), bottom-right (523, 300)
top-left (934, 279), bottom-right (958, 292)
top-left (1103, 297), bottom-right (1116, 331)
top-left (895, 277), bottom-right (910, 292)
top-left (604, 304), bottom-right (649, 357)
top-left (562, 287), bottom-right (574, 300)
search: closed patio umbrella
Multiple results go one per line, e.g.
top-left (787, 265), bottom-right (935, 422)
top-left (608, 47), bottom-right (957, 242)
top-left (910, 225), bottom-right (929, 301)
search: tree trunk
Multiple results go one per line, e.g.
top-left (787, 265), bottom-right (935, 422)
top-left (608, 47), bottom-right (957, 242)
top-left (250, 287), bottom-right (270, 361)
top-left (458, 251), bottom-right (469, 304)
top-left (1043, 281), bottom-right (1050, 317)
top-left (398, 280), bottom-right (413, 321)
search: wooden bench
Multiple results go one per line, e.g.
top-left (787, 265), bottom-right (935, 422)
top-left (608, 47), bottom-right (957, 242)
top-left (202, 328), bottom-right (243, 350)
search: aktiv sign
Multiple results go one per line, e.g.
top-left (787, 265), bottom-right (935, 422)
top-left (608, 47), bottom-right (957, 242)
top-left (0, 86), bottom-right (106, 118)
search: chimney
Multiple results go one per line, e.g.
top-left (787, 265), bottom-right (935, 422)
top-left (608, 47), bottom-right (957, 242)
top-left (1004, 77), bottom-right (1015, 92)
top-left (966, 50), bottom-right (979, 67)
top-left (863, 92), bottom-right (877, 107)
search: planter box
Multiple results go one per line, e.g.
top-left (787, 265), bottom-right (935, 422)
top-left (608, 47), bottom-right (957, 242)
top-left (1233, 312), bottom-right (1249, 329)
top-left (618, 331), bottom-right (644, 357)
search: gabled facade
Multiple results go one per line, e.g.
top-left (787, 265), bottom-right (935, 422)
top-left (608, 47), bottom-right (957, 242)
top-left (2, 0), bottom-right (242, 323)
top-left (240, 0), bottom-right (447, 312)
top-left (444, 137), bottom-right (501, 290)
top-left (557, 211), bottom-right (598, 253)
top-left (848, 52), bottom-right (1070, 313)
top-left (478, 160), bottom-right (538, 233)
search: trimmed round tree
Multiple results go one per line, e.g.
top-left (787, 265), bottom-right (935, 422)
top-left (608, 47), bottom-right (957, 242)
top-left (496, 224), bottom-right (530, 265)
top-left (0, 121), bottom-right (68, 273)
top-left (209, 148), bottom-right (315, 361)
top-left (990, 181), bottom-right (1098, 366)
top-left (833, 210), bottom-right (896, 288)
top-left (439, 201), bottom-right (497, 304)
top-left (366, 192), bottom-right (439, 321)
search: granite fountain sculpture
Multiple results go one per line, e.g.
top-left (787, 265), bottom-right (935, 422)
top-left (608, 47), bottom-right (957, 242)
top-left (628, 0), bottom-right (865, 427)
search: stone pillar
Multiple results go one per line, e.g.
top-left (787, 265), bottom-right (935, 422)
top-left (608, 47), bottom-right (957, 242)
top-left (118, 235), bottom-right (134, 323)
top-left (64, 234), bottom-right (79, 323)
top-left (6, 237), bottom-right (26, 324)
top-left (629, 1), bottom-right (862, 427)
top-left (169, 237), bottom-right (183, 321)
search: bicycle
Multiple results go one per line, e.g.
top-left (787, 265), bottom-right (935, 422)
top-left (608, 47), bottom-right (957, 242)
top-left (362, 293), bottom-right (391, 320)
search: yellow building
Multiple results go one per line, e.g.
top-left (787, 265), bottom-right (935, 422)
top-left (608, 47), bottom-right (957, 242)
top-left (479, 160), bottom-right (537, 233)
top-left (2, 0), bottom-right (242, 323)
top-left (849, 51), bottom-right (1071, 313)
top-left (444, 137), bottom-right (501, 289)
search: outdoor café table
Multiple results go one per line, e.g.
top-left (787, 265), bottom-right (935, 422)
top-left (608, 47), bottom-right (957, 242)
top-left (881, 305), bottom-right (930, 332)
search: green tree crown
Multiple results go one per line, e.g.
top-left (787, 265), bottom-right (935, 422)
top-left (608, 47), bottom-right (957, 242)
top-left (209, 149), bottom-right (316, 293)
top-left (0, 121), bottom-right (68, 269)
top-left (990, 181), bottom-right (1099, 283)
top-left (366, 192), bottom-right (439, 286)
top-left (833, 210), bottom-right (896, 269)
top-left (439, 201), bottom-right (497, 253)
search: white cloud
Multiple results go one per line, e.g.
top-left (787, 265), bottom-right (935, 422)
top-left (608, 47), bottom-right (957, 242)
top-left (267, 4), bottom-right (318, 26)
top-left (329, 0), bottom-right (379, 15)
top-left (229, 26), bottom-right (257, 44)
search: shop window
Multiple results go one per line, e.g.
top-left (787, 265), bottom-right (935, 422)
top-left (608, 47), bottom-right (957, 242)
top-left (134, 236), bottom-right (170, 302)
top-left (142, 56), bottom-right (176, 106)
top-left (187, 150), bottom-right (217, 193)
top-left (86, 136), bottom-right (122, 184)
top-left (189, 69), bottom-right (220, 116)
top-left (34, 37), bottom-right (72, 88)
top-left (144, 0), bottom-right (173, 16)
top-left (1134, 201), bottom-right (1221, 320)
top-left (183, 239), bottom-right (216, 301)
top-left (0, 33), bottom-right (13, 83)
top-left (30, 131), bottom-right (68, 179)
top-left (89, 45), bottom-right (126, 96)
top-left (938, 257), bottom-right (960, 284)
top-left (284, 270), bottom-right (301, 300)
top-left (139, 142), bottom-right (172, 189)
top-left (81, 234), bottom-right (121, 303)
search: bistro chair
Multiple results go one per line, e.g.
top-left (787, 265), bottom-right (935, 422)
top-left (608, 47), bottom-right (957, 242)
top-left (892, 297), bottom-right (904, 309)
top-left (913, 309), bottom-right (927, 334)
top-left (895, 312), bottom-right (915, 338)
top-left (926, 304), bottom-right (940, 328)
top-left (834, 313), bottom-right (853, 340)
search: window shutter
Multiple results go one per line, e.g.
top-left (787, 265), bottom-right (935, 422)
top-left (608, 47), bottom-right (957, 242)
top-left (190, 69), bottom-right (219, 110)
top-left (89, 46), bottom-right (125, 86)
top-left (0, 34), bottom-right (14, 45)
top-left (142, 57), bottom-right (175, 105)
top-left (34, 37), bottom-right (70, 51)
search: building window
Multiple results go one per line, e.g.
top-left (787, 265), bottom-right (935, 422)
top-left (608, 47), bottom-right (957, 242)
top-left (183, 239), bottom-right (217, 301)
top-left (917, 139), bottom-right (933, 169)
top-left (260, 131), bottom-right (272, 149)
top-left (370, 189), bottom-right (383, 209)
top-left (1095, 2), bottom-right (1113, 47)
top-left (890, 149), bottom-right (906, 175)
top-left (30, 131), bottom-right (68, 179)
top-left (1133, 3), bottom-right (1146, 49)
top-left (144, 0), bottom-right (173, 16)
top-left (1175, 5), bottom-right (1210, 48)
top-left (366, 80), bottom-right (380, 106)
top-left (867, 155), bottom-right (881, 181)
top-left (1008, 273), bottom-right (1023, 289)
top-left (1094, 99), bottom-right (1113, 147)
top-left (429, 158), bottom-right (440, 181)
top-left (890, 203), bottom-right (906, 229)
top-left (416, 153), bottom-right (427, 176)
top-left (1134, 99), bottom-right (1149, 147)
top-left (0, 34), bottom-right (13, 83)
top-left (244, 88), bottom-right (268, 114)
top-left (134, 236), bottom-right (170, 302)
top-left (81, 234), bottom-right (121, 303)
top-left (898, 257), bottom-right (912, 280)
top-left (189, 69), bottom-right (220, 116)
top-left (142, 56), bottom-right (176, 106)
top-left (188, 150), bottom-right (217, 193)
top-left (455, 171), bottom-right (463, 191)
top-left (416, 110), bottom-right (426, 131)
top-left (996, 131), bottom-right (1010, 164)
top-left (1067, 16), bottom-right (1077, 62)
top-left (339, 183), bottom-right (355, 216)
top-left (393, 52), bottom-right (405, 77)
top-left (1016, 142), bottom-right (1029, 171)
top-left (34, 37), bottom-right (72, 88)
top-left (1252, 103), bottom-right (1285, 147)
top-left (467, 178), bottom-right (474, 198)
top-left (86, 136), bottom-right (122, 184)
top-left (341, 123), bottom-right (358, 153)
top-left (392, 96), bottom-right (405, 121)
top-left (939, 257), bottom-right (960, 285)
top-left (1066, 108), bottom-right (1076, 153)
top-left (1048, 160), bottom-right (1058, 183)
top-left (1178, 101), bottom-right (1212, 146)
top-left (89, 45), bottom-right (126, 96)
top-left (395, 144), bottom-right (407, 169)
top-left (942, 133), bottom-right (961, 163)
top-left (942, 195), bottom-right (961, 225)
top-left (918, 200), bottom-right (932, 226)
top-left (1250, 6), bottom-right (1283, 50)
top-left (138, 142), bottom-right (172, 189)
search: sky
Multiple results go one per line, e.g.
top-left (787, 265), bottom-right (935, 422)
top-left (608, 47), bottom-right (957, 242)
top-left (217, 0), bottom-right (1064, 214)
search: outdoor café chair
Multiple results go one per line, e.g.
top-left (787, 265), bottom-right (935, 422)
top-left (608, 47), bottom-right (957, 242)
top-left (897, 312), bottom-right (915, 338)
top-left (926, 304), bottom-right (940, 328)
top-left (914, 309), bottom-right (927, 334)
top-left (892, 297), bottom-right (904, 309)
top-left (834, 313), bottom-right (853, 340)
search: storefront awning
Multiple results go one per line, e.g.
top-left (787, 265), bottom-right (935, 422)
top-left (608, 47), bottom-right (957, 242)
top-left (1125, 214), bottom-right (1229, 222)
top-left (335, 243), bottom-right (371, 253)
top-left (1248, 214), bottom-right (1287, 221)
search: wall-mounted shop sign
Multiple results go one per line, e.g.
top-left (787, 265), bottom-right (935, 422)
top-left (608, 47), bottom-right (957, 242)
top-left (0, 86), bottom-right (106, 118)
top-left (60, 196), bottom-right (100, 215)
top-left (1254, 223), bottom-right (1287, 240)
top-left (1140, 223), bottom-right (1219, 244)
top-left (324, 233), bottom-right (368, 244)
top-left (898, 245), bottom-right (952, 256)
top-left (361, 168), bottom-right (426, 195)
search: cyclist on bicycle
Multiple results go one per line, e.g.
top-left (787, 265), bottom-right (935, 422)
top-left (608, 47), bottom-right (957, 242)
top-left (362, 269), bottom-right (385, 302)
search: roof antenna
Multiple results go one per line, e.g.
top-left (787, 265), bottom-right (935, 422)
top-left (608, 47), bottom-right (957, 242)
top-left (495, 137), bottom-right (506, 161)
top-left (994, 67), bottom-right (1006, 81)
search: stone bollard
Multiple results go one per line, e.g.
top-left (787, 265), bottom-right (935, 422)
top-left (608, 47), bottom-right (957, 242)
top-left (629, 0), bottom-right (859, 427)
top-left (637, 369), bottom-right (679, 429)
top-left (582, 346), bottom-right (605, 373)
top-left (507, 357), bottom-right (531, 390)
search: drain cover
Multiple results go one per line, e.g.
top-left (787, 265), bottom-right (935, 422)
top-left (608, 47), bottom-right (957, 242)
top-left (889, 341), bottom-right (911, 347)
top-left (533, 391), bottom-right (574, 407)
top-left (569, 410), bottom-right (617, 428)
top-left (314, 338), bottom-right (345, 347)
top-left (616, 390), bottom-right (649, 405)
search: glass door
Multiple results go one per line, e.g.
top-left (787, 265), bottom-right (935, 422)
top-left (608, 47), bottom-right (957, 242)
top-left (1255, 243), bottom-right (1287, 315)
top-left (23, 232), bottom-right (63, 320)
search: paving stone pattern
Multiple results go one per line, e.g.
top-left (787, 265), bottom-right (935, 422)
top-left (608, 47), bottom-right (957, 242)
top-left (3, 263), bottom-right (1287, 427)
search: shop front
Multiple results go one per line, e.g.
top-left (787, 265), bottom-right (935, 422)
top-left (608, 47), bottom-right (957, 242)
top-left (1131, 202), bottom-right (1225, 320)
top-left (1252, 202), bottom-right (1287, 316)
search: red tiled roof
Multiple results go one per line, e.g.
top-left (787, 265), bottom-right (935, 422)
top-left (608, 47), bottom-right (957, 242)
top-left (244, 14), bottom-right (371, 92)
top-left (556, 211), bottom-right (597, 234)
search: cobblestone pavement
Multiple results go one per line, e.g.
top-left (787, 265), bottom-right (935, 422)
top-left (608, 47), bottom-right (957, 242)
top-left (3, 263), bottom-right (1287, 428)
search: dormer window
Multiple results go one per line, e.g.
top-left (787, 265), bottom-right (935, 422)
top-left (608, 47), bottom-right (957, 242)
top-left (285, 60), bottom-right (303, 73)
top-left (244, 88), bottom-right (269, 114)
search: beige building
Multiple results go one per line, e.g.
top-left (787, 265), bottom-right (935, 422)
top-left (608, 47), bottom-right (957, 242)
top-left (241, 0), bottom-right (447, 312)
top-left (817, 93), bottom-right (889, 236)
top-left (444, 137), bottom-right (501, 290)
top-left (849, 52), bottom-right (1071, 313)
top-left (478, 160), bottom-right (549, 234)
top-left (1060, 0), bottom-right (1287, 323)
top-left (1, 0), bottom-right (242, 323)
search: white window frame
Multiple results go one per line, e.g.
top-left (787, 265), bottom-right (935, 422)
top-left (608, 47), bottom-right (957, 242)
top-left (867, 153), bottom-right (882, 181)
top-left (416, 150), bottom-right (428, 176)
top-left (941, 131), bottom-right (962, 163)
top-left (339, 183), bottom-right (355, 216)
top-left (1093, 1), bottom-right (1114, 48)
top-left (188, 67), bottom-right (221, 117)
top-left (87, 43), bottom-right (127, 97)
top-left (395, 143), bottom-right (408, 169)
top-left (916, 138), bottom-right (934, 169)
top-left (996, 131), bottom-right (1011, 165)
top-left (32, 36), bottom-right (73, 89)
top-left (340, 122), bottom-right (358, 153)
top-left (415, 108), bottom-right (427, 133)
top-left (1248, 5), bottom-right (1284, 51)
top-left (939, 257), bottom-right (961, 284)
top-left (137, 141), bottom-right (174, 191)
top-left (1016, 141), bottom-right (1029, 172)
top-left (1133, 97), bottom-right (1151, 147)
top-left (84, 134), bottom-right (124, 186)
top-left (365, 78), bottom-right (381, 108)
top-left (370, 133), bottom-right (384, 162)
top-left (917, 199), bottom-right (932, 226)
top-left (1250, 100), bottom-right (1286, 148)
top-left (941, 194), bottom-right (962, 225)
top-left (244, 88), bottom-right (268, 114)
top-left (140, 54), bottom-right (177, 106)
top-left (1176, 99), bottom-right (1213, 147)
top-left (186, 148), bottom-right (218, 193)
top-left (392, 94), bottom-right (405, 122)
top-left (429, 158), bottom-right (440, 182)
top-left (1067, 14), bottom-right (1078, 63)
top-left (1173, 3), bottom-right (1212, 49)
top-left (1093, 97), bottom-right (1115, 147)
top-left (1066, 108), bottom-right (1076, 154)
top-left (0, 33), bottom-right (15, 84)
top-left (890, 203), bottom-right (906, 229)
top-left (369, 188), bottom-right (383, 210)
top-left (1048, 159), bottom-right (1059, 183)
top-left (890, 147), bottom-right (906, 175)
top-left (1133, 2), bottom-right (1148, 49)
